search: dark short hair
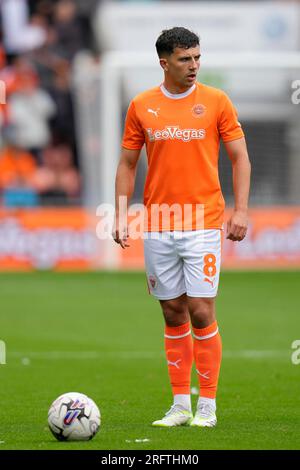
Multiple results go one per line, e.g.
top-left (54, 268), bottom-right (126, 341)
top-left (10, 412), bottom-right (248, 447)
top-left (155, 27), bottom-right (200, 57)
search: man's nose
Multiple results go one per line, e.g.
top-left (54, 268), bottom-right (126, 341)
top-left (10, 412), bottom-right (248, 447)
top-left (189, 59), bottom-right (197, 69)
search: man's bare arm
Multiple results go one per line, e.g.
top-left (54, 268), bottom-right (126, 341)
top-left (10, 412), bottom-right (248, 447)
top-left (114, 147), bottom-right (141, 248)
top-left (224, 137), bottom-right (251, 242)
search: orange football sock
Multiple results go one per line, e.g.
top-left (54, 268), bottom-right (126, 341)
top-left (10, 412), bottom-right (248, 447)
top-left (192, 320), bottom-right (222, 399)
top-left (164, 321), bottom-right (193, 395)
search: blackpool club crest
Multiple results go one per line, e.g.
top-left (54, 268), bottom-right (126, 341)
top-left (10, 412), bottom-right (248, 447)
top-left (191, 103), bottom-right (206, 118)
top-left (148, 275), bottom-right (157, 289)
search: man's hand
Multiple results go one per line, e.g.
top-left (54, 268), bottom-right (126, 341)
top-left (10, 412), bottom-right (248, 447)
top-left (226, 210), bottom-right (248, 242)
top-left (112, 216), bottom-right (130, 249)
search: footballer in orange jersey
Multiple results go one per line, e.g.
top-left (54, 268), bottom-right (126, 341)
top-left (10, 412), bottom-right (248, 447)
top-left (114, 27), bottom-right (251, 427)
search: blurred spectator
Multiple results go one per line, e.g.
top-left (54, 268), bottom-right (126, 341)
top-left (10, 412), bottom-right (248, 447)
top-left (52, 0), bottom-right (86, 61)
top-left (48, 62), bottom-right (78, 165)
top-left (0, 0), bottom-right (94, 206)
top-left (70, 0), bottom-right (99, 54)
top-left (8, 58), bottom-right (56, 157)
top-left (28, 0), bottom-right (53, 19)
top-left (1, 0), bottom-right (46, 54)
top-left (0, 46), bottom-right (7, 142)
top-left (27, 24), bottom-right (70, 90)
top-left (0, 44), bottom-right (5, 69)
top-left (0, 125), bottom-right (38, 206)
top-left (33, 144), bottom-right (80, 204)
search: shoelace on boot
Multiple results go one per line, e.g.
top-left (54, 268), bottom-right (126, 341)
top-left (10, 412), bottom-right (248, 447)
top-left (198, 402), bottom-right (215, 418)
top-left (165, 404), bottom-right (186, 417)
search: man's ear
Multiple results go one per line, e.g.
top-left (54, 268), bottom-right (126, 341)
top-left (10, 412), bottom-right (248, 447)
top-left (159, 58), bottom-right (168, 72)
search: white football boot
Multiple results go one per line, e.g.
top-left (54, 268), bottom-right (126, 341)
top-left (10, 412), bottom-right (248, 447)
top-left (152, 404), bottom-right (193, 427)
top-left (190, 399), bottom-right (217, 428)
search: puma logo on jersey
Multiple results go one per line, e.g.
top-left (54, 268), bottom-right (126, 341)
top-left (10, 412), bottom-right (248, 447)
top-left (204, 277), bottom-right (214, 288)
top-left (146, 126), bottom-right (206, 142)
top-left (167, 359), bottom-right (182, 369)
top-left (147, 108), bottom-right (160, 117)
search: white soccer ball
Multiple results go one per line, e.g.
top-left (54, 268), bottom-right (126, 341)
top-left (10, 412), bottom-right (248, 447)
top-left (48, 392), bottom-right (101, 441)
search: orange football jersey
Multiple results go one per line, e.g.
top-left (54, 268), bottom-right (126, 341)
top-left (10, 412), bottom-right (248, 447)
top-left (122, 82), bottom-right (244, 231)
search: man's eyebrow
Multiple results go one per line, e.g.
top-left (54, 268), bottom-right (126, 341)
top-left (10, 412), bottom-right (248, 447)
top-left (178, 54), bottom-right (201, 60)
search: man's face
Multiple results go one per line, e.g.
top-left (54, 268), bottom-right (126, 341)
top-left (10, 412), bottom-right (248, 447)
top-left (160, 46), bottom-right (201, 88)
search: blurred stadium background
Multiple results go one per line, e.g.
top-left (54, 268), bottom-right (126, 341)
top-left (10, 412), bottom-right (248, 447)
top-left (0, 0), bottom-right (300, 451)
top-left (0, 0), bottom-right (299, 271)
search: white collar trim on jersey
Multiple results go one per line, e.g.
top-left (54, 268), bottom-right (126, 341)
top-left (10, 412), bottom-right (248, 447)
top-left (160, 83), bottom-right (196, 100)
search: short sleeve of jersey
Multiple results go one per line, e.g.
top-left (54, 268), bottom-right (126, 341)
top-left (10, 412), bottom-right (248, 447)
top-left (218, 92), bottom-right (244, 142)
top-left (122, 100), bottom-right (145, 150)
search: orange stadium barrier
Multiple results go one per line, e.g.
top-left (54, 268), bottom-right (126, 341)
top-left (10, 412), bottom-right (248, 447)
top-left (0, 208), bottom-right (100, 271)
top-left (120, 207), bottom-right (300, 270)
top-left (222, 207), bottom-right (300, 269)
top-left (0, 207), bottom-right (299, 270)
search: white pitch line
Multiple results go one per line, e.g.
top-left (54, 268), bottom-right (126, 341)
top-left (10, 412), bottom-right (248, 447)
top-left (8, 350), bottom-right (289, 360)
top-left (223, 350), bottom-right (289, 359)
top-left (9, 351), bottom-right (162, 360)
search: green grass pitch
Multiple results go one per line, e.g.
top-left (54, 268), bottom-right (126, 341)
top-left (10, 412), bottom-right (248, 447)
top-left (0, 271), bottom-right (299, 450)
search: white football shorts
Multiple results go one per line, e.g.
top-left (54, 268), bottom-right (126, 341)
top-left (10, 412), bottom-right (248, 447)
top-left (144, 229), bottom-right (221, 300)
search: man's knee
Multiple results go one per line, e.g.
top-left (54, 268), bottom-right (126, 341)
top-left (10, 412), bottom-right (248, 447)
top-left (188, 297), bottom-right (216, 328)
top-left (160, 295), bottom-right (189, 327)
